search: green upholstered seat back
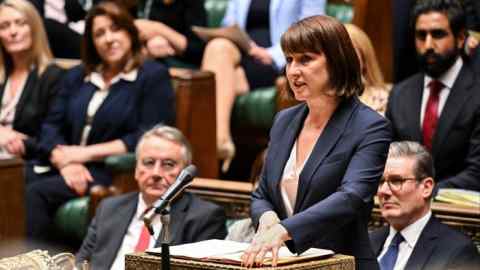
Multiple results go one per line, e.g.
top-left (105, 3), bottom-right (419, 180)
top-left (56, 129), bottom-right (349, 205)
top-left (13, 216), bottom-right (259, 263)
top-left (232, 87), bottom-right (277, 130)
top-left (205, 0), bottom-right (230, 27)
top-left (326, 2), bottom-right (354, 23)
top-left (54, 197), bottom-right (90, 242)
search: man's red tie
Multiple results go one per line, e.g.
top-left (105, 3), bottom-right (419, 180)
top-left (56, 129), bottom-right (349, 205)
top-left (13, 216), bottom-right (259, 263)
top-left (422, 80), bottom-right (443, 151)
top-left (134, 224), bottom-right (151, 252)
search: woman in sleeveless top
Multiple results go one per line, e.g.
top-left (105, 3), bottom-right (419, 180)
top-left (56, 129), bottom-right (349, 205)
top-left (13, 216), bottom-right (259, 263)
top-left (345, 24), bottom-right (390, 115)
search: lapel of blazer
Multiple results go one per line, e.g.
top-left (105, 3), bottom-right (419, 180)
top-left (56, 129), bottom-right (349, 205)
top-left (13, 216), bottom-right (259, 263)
top-left (294, 98), bottom-right (358, 211)
top-left (154, 193), bottom-right (190, 246)
top-left (0, 81), bottom-right (5, 107)
top-left (269, 104), bottom-right (308, 216)
top-left (73, 82), bottom-right (97, 143)
top-left (404, 74), bottom-right (424, 142)
top-left (404, 216), bottom-right (439, 270)
top-left (13, 70), bottom-right (36, 123)
top-left (105, 193), bottom-right (138, 268)
top-left (85, 79), bottom-right (133, 143)
top-left (371, 226), bottom-right (389, 256)
top-left (431, 66), bottom-right (474, 155)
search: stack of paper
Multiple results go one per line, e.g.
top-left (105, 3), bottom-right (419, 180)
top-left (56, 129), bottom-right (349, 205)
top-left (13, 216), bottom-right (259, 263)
top-left (147, 239), bottom-right (334, 266)
top-left (436, 188), bottom-right (480, 207)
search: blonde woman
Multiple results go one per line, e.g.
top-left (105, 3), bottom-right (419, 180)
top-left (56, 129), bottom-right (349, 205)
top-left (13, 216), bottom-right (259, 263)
top-left (345, 23), bottom-right (390, 115)
top-left (0, 0), bottom-right (64, 159)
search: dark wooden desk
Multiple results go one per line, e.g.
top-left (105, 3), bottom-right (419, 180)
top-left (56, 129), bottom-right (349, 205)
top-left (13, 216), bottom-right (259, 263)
top-left (0, 158), bottom-right (25, 257)
top-left (125, 253), bottom-right (354, 270)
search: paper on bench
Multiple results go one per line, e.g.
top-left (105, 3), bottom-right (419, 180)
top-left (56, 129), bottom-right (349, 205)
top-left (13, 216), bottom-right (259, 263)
top-left (146, 239), bottom-right (334, 266)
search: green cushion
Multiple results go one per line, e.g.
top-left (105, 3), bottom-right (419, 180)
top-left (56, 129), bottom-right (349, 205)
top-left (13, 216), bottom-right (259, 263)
top-left (105, 153), bottom-right (136, 172)
top-left (205, 0), bottom-right (229, 28)
top-left (326, 3), bottom-right (354, 23)
top-left (54, 197), bottom-right (90, 242)
top-left (232, 87), bottom-right (277, 130)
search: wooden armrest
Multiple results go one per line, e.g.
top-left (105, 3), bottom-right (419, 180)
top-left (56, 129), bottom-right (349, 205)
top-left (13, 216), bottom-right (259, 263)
top-left (171, 69), bottom-right (218, 178)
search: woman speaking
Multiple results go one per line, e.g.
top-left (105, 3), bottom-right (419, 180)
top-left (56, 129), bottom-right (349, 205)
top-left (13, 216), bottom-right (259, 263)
top-left (242, 15), bottom-right (391, 270)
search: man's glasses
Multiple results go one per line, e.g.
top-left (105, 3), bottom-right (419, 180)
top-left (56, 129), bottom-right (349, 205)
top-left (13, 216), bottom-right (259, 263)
top-left (140, 157), bottom-right (180, 172)
top-left (379, 175), bottom-right (417, 191)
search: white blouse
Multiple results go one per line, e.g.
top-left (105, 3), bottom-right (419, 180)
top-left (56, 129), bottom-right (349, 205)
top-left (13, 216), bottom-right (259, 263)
top-left (280, 140), bottom-right (313, 217)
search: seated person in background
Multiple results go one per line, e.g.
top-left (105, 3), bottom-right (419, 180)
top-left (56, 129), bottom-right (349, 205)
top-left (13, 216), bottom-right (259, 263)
top-left (25, 1), bottom-right (175, 250)
top-left (76, 125), bottom-right (227, 270)
top-left (386, 0), bottom-right (480, 191)
top-left (0, 0), bottom-right (65, 160)
top-left (28, 0), bottom-right (84, 59)
top-left (133, 0), bottom-right (208, 66)
top-left (201, 0), bottom-right (326, 172)
top-left (370, 141), bottom-right (480, 270)
top-left (345, 23), bottom-right (390, 115)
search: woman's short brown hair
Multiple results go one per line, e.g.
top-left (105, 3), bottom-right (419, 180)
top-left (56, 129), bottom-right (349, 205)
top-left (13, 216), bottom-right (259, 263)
top-left (281, 15), bottom-right (363, 99)
top-left (82, 1), bottom-right (143, 74)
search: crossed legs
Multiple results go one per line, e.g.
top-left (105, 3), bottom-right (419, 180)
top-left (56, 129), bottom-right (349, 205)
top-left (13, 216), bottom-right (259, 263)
top-left (201, 38), bottom-right (249, 172)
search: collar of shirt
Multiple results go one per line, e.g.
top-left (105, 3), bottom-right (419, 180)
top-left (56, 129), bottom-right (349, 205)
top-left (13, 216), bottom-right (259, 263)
top-left (387, 210), bottom-right (432, 249)
top-left (84, 67), bottom-right (138, 90)
top-left (424, 57), bottom-right (463, 91)
top-left (136, 193), bottom-right (153, 221)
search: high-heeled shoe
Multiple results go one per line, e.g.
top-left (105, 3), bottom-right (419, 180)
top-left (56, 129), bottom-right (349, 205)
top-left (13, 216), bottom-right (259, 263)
top-left (218, 140), bottom-right (236, 173)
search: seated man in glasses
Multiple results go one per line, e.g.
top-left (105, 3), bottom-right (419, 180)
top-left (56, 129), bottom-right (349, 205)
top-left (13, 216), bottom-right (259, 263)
top-left (370, 141), bottom-right (479, 270)
top-left (76, 125), bottom-right (227, 270)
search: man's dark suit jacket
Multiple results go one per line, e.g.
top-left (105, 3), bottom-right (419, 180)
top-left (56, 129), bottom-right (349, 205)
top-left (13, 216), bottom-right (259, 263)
top-left (0, 64), bottom-right (64, 159)
top-left (76, 192), bottom-right (227, 269)
top-left (370, 216), bottom-right (480, 270)
top-left (385, 63), bottom-right (480, 191)
top-left (252, 97), bottom-right (392, 270)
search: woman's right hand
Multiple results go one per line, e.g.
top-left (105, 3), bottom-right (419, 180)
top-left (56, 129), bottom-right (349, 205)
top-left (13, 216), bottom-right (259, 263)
top-left (257, 211), bottom-right (280, 234)
top-left (60, 163), bottom-right (93, 195)
top-left (145, 36), bottom-right (175, 58)
top-left (0, 127), bottom-right (28, 156)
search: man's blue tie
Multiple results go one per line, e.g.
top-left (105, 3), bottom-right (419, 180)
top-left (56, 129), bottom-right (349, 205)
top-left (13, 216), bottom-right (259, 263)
top-left (379, 232), bottom-right (404, 270)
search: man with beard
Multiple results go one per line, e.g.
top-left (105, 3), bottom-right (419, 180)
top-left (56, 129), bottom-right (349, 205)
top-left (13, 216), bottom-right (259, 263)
top-left (386, 0), bottom-right (480, 192)
top-left (370, 141), bottom-right (480, 270)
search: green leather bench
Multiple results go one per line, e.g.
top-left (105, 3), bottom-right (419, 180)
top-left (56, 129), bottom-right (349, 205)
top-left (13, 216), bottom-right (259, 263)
top-left (54, 0), bottom-right (354, 244)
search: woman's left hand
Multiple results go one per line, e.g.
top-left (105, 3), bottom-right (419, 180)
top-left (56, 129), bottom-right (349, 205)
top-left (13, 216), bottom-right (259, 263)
top-left (248, 42), bottom-right (273, 65)
top-left (241, 223), bottom-right (291, 267)
top-left (50, 145), bottom-right (92, 168)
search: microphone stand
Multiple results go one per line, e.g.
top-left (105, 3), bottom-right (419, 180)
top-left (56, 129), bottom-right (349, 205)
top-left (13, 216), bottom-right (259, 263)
top-left (159, 208), bottom-right (171, 270)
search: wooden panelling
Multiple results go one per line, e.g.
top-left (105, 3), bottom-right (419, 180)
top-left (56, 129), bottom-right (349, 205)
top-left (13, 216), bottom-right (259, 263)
top-left (353, 0), bottom-right (394, 82)
top-left (172, 69), bottom-right (218, 178)
top-left (0, 159), bottom-right (25, 257)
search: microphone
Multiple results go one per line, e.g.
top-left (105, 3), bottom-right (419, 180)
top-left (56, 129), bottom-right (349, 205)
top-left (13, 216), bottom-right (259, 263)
top-left (143, 164), bottom-right (197, 235)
